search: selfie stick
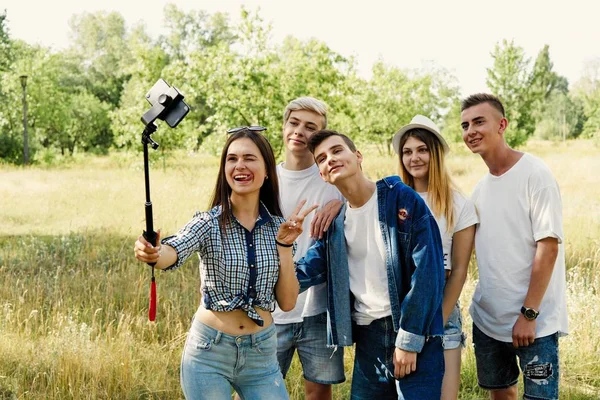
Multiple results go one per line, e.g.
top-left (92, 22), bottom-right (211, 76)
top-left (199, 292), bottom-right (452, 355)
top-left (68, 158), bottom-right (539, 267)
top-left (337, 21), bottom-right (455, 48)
top-left (140, 87), bottom-right (188, 322)
top-left (141, 122), bottom-right (159, 321)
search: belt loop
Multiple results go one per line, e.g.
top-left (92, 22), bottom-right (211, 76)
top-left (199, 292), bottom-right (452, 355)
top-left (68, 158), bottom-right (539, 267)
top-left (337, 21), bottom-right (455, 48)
top-left (214, 331), bottom-right (222, 344)
top-left (251, 331), bottom-right (257, 347)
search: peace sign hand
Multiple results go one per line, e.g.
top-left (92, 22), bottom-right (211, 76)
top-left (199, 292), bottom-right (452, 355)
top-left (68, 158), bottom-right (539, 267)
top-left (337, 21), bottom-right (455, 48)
top-left (276, 199), bottom-right (319, 246)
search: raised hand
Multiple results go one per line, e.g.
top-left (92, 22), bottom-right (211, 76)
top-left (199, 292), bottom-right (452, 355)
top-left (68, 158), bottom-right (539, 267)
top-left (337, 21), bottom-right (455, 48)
top-left (276, 199), bottom-right (319, 246)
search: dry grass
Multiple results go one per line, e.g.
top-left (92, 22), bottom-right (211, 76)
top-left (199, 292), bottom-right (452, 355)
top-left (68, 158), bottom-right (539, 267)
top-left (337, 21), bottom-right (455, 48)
top-left (0, 139), bottom-right (598, 399)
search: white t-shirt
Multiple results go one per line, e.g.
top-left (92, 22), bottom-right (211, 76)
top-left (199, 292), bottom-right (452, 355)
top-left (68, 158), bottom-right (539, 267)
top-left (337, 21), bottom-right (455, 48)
top-left (418, 190), bottom-right (478, 270)
top-left (273, 163), bottom-right (343, 324)
top-left (344, 190), bottom-right (392, 325)
top-left (469, 153), bottom-right (569, 342)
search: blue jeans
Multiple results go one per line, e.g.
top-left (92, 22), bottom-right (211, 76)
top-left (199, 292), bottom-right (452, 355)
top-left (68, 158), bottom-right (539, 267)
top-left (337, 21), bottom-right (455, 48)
top-left (473, 323), bottom-right (559, 400)
top-left (276, 312), bottom-right (345, 384)
top-left (443, 302), bottom-right (466, 350)
top-left (351, 317), bottom-right (444, 400)
top-left (180, 318), bottom-right (289, 400)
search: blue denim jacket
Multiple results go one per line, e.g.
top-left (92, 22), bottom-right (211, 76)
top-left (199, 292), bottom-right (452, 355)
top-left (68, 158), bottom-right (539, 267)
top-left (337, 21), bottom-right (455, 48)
top-left (296, 176), bottom-right (445, 352)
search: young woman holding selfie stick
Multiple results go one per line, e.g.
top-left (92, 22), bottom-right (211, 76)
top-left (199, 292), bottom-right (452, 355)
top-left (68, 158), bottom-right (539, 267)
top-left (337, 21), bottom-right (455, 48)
top-left (134, 126), bottom-right (316, 400)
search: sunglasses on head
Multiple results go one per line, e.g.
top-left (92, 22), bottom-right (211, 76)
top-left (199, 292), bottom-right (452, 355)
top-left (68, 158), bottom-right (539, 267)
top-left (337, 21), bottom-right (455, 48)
top-left (227, 126), bottom-right (267, 134)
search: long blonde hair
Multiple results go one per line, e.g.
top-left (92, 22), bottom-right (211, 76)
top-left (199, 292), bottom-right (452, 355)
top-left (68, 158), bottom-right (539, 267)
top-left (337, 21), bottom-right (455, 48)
top-left (398, 128), bottom-right (455, 232)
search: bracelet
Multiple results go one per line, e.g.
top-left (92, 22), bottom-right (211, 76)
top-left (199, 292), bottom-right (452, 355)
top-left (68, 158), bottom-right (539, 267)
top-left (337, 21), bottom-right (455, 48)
top-left (275, 239), bottom-right (293, 248)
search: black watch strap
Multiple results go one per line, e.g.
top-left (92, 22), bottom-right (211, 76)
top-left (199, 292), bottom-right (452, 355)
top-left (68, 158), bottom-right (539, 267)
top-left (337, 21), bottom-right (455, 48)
top-left (520, 306), bottom-right (539, 320)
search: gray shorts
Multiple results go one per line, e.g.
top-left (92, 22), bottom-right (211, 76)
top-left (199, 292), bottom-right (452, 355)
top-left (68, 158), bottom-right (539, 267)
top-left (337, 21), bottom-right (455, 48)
top-left (275, 312), bottom-right (345, 384)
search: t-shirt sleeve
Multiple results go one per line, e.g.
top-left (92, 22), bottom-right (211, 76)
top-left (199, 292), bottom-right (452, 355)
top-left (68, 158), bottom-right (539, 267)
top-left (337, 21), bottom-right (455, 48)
top-left (530, 184), bottom-right (564, 244)
top-left (454, 196), bottom-right (479, 233)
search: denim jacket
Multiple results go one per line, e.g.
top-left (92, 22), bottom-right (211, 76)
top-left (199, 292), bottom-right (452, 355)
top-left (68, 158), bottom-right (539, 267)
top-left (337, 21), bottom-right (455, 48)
top-left (296, 176), bottom-right (445, 352)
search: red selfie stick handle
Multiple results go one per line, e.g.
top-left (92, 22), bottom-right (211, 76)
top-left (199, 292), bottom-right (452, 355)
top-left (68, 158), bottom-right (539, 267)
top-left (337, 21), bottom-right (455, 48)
top-left (149, 275), bottom-right (157, 321)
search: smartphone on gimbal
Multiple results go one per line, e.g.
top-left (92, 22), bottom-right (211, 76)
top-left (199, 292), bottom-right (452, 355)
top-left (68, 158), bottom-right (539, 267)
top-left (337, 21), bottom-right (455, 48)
top-left (145, 79), bottom-right (190, 128)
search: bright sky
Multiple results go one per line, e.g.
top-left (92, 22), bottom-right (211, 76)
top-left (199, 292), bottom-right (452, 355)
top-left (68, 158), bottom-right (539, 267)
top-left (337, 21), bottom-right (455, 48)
top-left (3, 0), bottom-right (599, 95)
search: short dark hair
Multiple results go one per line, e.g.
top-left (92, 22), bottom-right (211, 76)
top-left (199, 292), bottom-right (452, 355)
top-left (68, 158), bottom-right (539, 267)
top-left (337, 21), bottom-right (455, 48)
top-left (461, 93), bottom-right (505, 117)
top-left (308, 129), bottom-right (357, 154)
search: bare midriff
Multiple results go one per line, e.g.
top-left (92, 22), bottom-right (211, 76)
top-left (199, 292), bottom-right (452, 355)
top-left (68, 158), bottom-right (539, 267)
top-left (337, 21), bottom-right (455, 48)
top-left (195, 305), bottom-right (273, 335)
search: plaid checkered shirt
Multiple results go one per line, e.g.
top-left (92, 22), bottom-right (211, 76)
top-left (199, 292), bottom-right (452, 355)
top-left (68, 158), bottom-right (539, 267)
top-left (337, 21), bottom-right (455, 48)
top-left (161, 203), bottom-right (291, 326)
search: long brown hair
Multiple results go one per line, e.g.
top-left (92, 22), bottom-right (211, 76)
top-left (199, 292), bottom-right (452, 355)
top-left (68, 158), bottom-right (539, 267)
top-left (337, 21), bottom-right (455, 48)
top-left (399, 128), bottom-right (455, 232)
top-left (210, 130), bottom-right (283, 231)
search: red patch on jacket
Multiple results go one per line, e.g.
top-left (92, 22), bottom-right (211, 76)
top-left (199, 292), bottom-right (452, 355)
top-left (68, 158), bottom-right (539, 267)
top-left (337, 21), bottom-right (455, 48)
top-left (398, 208), bottom-right (409, 222)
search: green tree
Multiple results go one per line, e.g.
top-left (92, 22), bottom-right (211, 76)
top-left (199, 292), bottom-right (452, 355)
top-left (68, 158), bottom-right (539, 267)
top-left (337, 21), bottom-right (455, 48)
top-left (188, 8), bottom-right (358, 155)
top-left (0, 41), bottom-right (41, 163)
top-left (110, 24), bottom-right (171, 150)
top-left (160, 4), bottom-right (235, 61)
top-left (274, 36), bottom-right (354, 112)
top-left (111, 6), bottom-right (238, 152)
top-left (486, 39), bottom-right (533, 147)
top-left (534, 91), bottom-right (582, 140)
top-left (63, 92), bottom-right (112, 154)
top-left (186, 8), bottom-right (285, 152)
top-left (441, 99), bottom-right (464, 143)
top-left (350, 61), bottom-right (459, 153)
top-left (0, 10), bottom-right (18, 161)
top-left (530, 45), bottom-right (562, 121)
top-left (572, 59), bottom-right (600, 141)
top-left (0, 10), bottom-right (13, 73)
top-left (68, 11), bottom-right (132, 107)
top-left (0, 41), bottom-right (114, 158)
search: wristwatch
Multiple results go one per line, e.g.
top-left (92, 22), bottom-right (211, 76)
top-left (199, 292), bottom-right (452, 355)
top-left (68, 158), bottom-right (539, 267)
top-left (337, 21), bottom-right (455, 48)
top-left (520, 306), bottom-right (540, 321)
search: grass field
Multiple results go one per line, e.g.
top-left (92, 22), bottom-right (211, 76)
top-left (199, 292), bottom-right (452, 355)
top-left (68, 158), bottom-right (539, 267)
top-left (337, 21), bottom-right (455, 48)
top-left (0, 140), bottom-right (599, 399)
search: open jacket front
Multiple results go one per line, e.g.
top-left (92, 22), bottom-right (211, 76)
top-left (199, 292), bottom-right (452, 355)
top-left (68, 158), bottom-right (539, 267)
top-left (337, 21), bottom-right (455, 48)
top-left (296, 176), bottom-right (445, 352)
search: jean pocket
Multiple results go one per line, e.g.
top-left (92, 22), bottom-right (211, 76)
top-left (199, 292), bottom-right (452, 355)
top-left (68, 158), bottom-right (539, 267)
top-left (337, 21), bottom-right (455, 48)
top-left (187, 331), bottom-right (213, 351)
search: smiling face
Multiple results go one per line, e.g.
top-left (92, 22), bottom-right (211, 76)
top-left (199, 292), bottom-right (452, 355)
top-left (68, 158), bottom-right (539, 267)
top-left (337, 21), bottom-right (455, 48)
top-left (283, 109), bottom-right (325, 155)
top-left (461, 102), bottom-right (507, 156)
top-left (313, 135), bottom-right (362, 185)
top-left (401, 136), bottom-right (431, 182)
top-left (224, 137), bottom-right (267, 197)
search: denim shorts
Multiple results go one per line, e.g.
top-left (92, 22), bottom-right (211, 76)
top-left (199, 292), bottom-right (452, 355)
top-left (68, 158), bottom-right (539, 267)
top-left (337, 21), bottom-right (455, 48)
top-left (472, 323), bottom-right (560, 400)
top-left (442, 302), bottom-right (466, 350)
top-left (351, 316), bottom-right (444, 400)
top-left (180, 317), bottom-right (289, 400)
top-left (276, 312), bottom-right (345, 384)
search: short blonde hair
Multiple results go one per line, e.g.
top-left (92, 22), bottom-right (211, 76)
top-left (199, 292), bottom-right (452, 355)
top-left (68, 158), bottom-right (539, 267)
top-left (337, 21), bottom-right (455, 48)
top-left (283, 97), bottom-right (328, 129)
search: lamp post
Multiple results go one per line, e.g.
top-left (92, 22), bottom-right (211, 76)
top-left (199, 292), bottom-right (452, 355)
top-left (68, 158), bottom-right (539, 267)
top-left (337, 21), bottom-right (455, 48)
top-left (19, 74), bottom-right (29, 165)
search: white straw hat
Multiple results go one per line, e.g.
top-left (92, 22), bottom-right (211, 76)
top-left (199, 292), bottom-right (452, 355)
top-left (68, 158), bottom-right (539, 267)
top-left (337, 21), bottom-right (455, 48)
top-left (392, 115), bottom-right (450, 154)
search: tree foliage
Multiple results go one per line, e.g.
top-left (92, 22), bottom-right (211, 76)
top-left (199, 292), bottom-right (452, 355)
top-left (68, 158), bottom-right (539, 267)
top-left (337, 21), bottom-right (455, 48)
top-left (486, 40), bottom-right (534, 147)
top-left (0, 7), bottom-right (597, 164)
top-left (0, 11), bottom-right (13, 73)
top-left (486, 41), bottom-right (586, 146)
top-left (67, 11), bottom-right (132, 107)
top-left (572, 59), bottom-right (600, 141)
